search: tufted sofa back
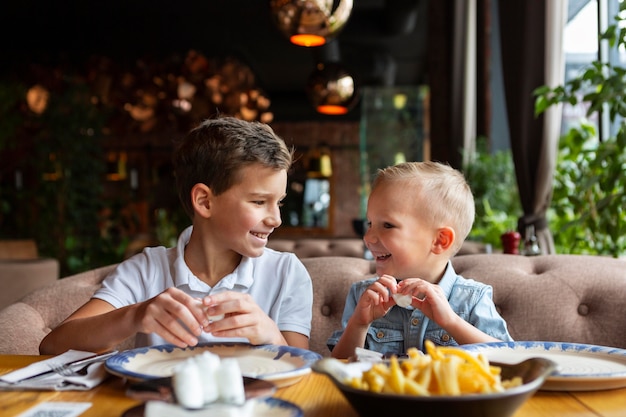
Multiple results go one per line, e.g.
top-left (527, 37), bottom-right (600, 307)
top-left (307, 254), bottom-right (626, 354)
top-left (266, 238), bottom-right (492, 259)
top-left (0, 253), bottom-right (625, 356)
top-left (267, 238), bottom-right (365, 258)
top-left (451, 254), bottom-right (626, 349)
top-left (302, 257), bottom-right (375, 355)
top-left (0, 264), bottom-right (127, 355)
top-left (0, 259), bottom-right (374, 356)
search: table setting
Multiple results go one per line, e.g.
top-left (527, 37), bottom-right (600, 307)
top-left (108, 342), bottom-right (322, 417)
top-left (2, 341), bottom-right (626, 417)
top-left (459, 341), bottom-right (626, 391)
top-left (104, 342), bottom-right (321, 388)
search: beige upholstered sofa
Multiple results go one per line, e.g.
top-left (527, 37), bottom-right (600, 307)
top-left (0, 239), bottom-right (60, 310)
top-left (0, 254), bottom-right (625, 356)
top-left (266, 237), bottom-right (490, 259)
top-left (266, 238), bottom-right (366, 258)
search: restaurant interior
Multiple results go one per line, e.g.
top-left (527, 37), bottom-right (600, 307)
top-left (0, 0), bottom-right (434, 272)
top-left (2, 3), bottom-right (626, 416)
top-left (0, 0), bottom-right (596, 275)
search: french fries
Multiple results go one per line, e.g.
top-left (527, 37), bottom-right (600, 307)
top-left (346, 340), bottom-right (522, 396)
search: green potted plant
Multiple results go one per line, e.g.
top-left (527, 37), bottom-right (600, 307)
top-left (534, 5), bottom-right (626, 258)
top-left (463, 137), bottom-right (521, 251)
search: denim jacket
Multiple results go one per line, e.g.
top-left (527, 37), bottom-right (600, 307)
top-left (327, 261), bottom-right (513, 357)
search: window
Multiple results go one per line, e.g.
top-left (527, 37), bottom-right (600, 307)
top-left (563, 0), bottom-right (626, 140)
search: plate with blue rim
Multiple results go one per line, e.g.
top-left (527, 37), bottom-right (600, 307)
top-left (459, 341), bottom-right (626, 391)
top-left (106, 342), bottom-right (322, 388)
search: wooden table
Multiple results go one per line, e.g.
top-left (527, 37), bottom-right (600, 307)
top-left (1, 355), bottom-right (626, 417)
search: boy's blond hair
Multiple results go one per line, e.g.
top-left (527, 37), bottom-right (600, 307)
top-left (371, 161), bottom-right (475, 255)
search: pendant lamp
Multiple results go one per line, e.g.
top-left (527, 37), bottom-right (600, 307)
top-left (306, 41), bottom-right (359, 115)
top-left (270, 0), bottom-right (354, 47)
top-left (306, 62), bottom-right (358, 115)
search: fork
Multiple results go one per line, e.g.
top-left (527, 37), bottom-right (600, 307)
top-left (49, 361), bottom-right (94, 377)
top-left (47, 350), bottom-right (118, 378)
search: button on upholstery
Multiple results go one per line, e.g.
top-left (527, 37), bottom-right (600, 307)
top-left (321, 305), bottom-right (331, 317)
top-left (577, 304), bottom-right (589, 316)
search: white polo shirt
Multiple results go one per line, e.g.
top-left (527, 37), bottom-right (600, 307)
top-left (93, 226), bottom-right (313, 347)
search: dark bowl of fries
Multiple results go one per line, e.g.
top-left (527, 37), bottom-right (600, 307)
top-left (313, 342), bottom-right (557, 417)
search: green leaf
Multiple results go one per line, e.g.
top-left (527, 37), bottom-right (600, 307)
top-left (534, 96), bottom-right (549, 116)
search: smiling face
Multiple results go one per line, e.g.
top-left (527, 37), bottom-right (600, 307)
top-left (364, 180), bottom-right (441, 281)
top-left (207, 163), bottom-right (287, 258)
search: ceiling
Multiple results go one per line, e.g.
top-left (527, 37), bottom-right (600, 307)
top-left (3, 0), bottom-right (428, 121)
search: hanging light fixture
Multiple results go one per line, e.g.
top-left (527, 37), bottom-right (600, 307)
top-left (26, 84), bottom-right (50, 114)
top-left (270, 0), bottom-right (354, 47)
top-left (306, 41), bottom-right (359, 115)
top-left (306, 62), bottom-right (358, 115)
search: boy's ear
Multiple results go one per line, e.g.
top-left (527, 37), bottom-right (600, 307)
top-left (191, 183), bottom-right (212, 218)
top-left (432, 226), bottom-right (455, 254)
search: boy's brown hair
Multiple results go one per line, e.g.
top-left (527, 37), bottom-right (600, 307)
top-left (173, 116), bottom-right (293, 219)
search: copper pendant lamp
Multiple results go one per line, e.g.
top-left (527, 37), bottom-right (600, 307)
top-left (270, 0), bottom-right (354, 47)
top-left (306, 41), bottom-right (359, 115)
top-left (306, 61), bottom-right (358, 115)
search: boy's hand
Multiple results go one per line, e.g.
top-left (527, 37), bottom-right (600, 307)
top-left (136, 287), bottom-right (208, 348)
top-left (396, 278), bottom-right (456, 327)
top-left (201, 291), bottom-right (284, 345)
top-left (351, 274), bottom-right (399, 326)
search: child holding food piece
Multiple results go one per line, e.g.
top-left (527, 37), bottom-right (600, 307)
top-left (40, 116), bottom-right (313, 355)
top-left (327, 161), bottom-right (512, 359)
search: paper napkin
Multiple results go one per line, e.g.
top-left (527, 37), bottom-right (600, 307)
top-left (144, 399), bottom-right (255, 417)
top-left (0, 350), bottom-right (111, 391)
top-left (354, 347), bottom-right (384, 363)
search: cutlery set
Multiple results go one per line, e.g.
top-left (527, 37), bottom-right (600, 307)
top-left (0, 350), bottom-right (118, 391)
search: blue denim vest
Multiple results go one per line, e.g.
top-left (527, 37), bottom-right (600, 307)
top-left (327, 261), bottom-right (513, 356)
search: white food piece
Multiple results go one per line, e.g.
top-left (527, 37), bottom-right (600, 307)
top-left (195, 298), bottom-right (225, 322)
top-left (194, 351), bottom-right (221, 404)
top-left (392, 293), bottom-right (413, 308)
top-left (172, 352), bottom-right (246, 410)
top-left (173, 358), bottom-right (204, 409)
top-left (216, 358), bottom-right (246, 405)
top-left (207, 288), bottom-right (228, 322)
top-left (208, 313), bottom-right (225, 322)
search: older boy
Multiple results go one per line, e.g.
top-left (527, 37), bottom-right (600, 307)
top-left (40, 116), bottom-right (313, 354)
top-left (328, 161), bottom-right (512, 359)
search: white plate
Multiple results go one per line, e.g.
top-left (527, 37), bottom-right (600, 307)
top-left (106, 343), bottom-right (321, 388)
top-left (122, 397), bottom-right (303, 417)
top-left (460, 341), bottom-right (626, 391)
